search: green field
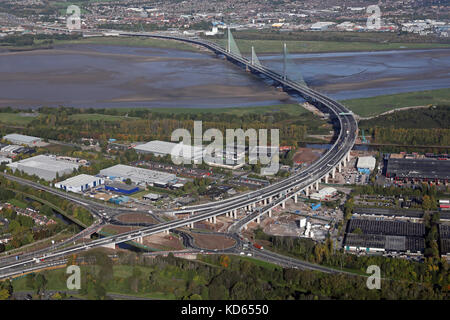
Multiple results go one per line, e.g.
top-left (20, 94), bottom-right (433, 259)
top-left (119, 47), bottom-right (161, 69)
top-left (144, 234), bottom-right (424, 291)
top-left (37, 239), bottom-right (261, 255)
top-left (147, 103), bottom-right (307, 116)
top-left (95, 103), bottom-right (314, 117)
top-left (11, 263), bottom-right (185, 299)
top-left (236, 255), bottom-right (281, 271)
top-left (0, 113), bottom-right (36, 126)
top-left (128, 190), bottom-right (150, 199)
top-left (7, 198), bottom-right (28, 209)
top-left (66, 103), bottom-right (330, 135)
top-left (67, 104), bottom-right (310, 119)
top-left (340, 88), bottom-right (450, 117)
top-left (212, 38), bottom-right (450, 54)
top-left (69, 113), bottom-right (140, 122)
top-left (11, 264), bottom-right (176, 299)
top-left (51, 34), bottom-right (450, 55)
top-left (55, 36), bottom-right (201, 52)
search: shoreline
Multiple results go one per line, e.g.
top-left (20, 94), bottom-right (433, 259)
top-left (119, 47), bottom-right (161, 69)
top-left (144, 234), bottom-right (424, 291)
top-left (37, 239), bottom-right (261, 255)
top-left (0, 41), bottom-right (449, 114)
top-left (4, 36), bottom-right (450, 55)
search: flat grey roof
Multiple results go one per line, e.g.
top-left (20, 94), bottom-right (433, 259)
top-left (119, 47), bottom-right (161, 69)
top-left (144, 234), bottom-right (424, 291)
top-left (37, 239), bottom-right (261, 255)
top-left (3, 133), bottom-right (41, 143)
top-left (344, 233), bottom-right (424, 252)
top-left (134, 140), bottom-right (203, 158)
top-left (386, 158), bottom-right (450, 180)
top-left (8, 155), bottom-right (79, 172)
top-left (354, 207), bottom-right (424, 218)
top-left (347, 218), bottom-right (425, 237)
top-left (100, 164), bottom-right (177, 184)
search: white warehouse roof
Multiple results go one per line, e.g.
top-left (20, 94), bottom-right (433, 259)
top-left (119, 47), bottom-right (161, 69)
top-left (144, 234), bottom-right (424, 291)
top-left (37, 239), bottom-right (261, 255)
top-left (310, 187), bottom-right (337, 200)
top-left (357, 156), bottom-right (376, 170)
top-left (55, 174), bottom-right (103, 193)
top-left (55, 174), bottom-right (102, 188)
top-left (99, 164), bottom-right (177, 185)
top-left (134, 140), bottom-right (203, 163)
top-left (7, 155), bottom-right (80, 181)
top-left (3, 133), bottom-right (41, 144)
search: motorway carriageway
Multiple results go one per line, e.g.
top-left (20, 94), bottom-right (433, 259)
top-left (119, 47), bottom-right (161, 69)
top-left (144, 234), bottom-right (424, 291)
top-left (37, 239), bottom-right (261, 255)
top-left (0, 31), bottom-right (357, 276)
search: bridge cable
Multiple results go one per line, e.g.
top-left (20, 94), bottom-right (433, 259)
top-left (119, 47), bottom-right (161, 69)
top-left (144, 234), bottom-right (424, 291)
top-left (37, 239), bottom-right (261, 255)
top-left (251, 46), bottom-right (263, 67)
top-left (226, 27), bottom-right (242, 57)
top-left (283, 42), bottom-right (307, 87)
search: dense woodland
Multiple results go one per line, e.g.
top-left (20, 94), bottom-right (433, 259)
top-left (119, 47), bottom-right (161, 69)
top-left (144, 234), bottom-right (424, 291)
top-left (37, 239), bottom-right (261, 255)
top-left (0, 176), bottom-right (93, 228)
top-left (1, 249), bottom-right (447, 300)
top-left (254, 230), bottom-right (448, 298)
top-left (0, 33), bottom-right (82, 47)
top-left (0, 107), bottom-right (310, 147)
top-left (360, 106), bottom-right (450, 148)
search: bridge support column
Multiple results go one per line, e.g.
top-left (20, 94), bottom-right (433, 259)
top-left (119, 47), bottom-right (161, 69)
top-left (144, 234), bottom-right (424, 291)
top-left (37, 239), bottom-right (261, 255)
top-left (255, 216), bottom-right (260, 224)
top-left (101, 242), bottom-right (116, 249)
top-left (315, 181), bottom-right (319, 190)
top-left (190, 223), bottom-right (194, 229)
top-left (347, 152), bottom-right (351, 162)
top-left (294, 193), bottom-right (298, 203)
top-left (325, 175), bottom-right (329, 184)
top-left (253, 202), bottom-right (256, 209)
top-left (268, 196), bottom-right (272, 203)
top-left (332, 167), bottom-right (336, 179)
top-left (164, 230), bottom-right (169, 235)
top-left (233, 209), bottom-right (237, 219)
top-left (305, 187), bottom-right (309, 197)
top-left (213, 216), bottom-right (217, 224)
top-left (268, 209), bottom-right (272, 217)
top-left (281, 201), bottom-right (286, 209)
top-left (338, 162), bottom-right (342, 172)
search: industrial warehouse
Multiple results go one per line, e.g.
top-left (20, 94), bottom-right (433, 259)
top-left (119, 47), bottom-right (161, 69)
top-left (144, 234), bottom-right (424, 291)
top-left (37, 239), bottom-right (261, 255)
top-left (347, 218), bottom-right (425, 237)
top-left (7, 155), bottom-right (80, 181)
top-left (2, 133), bottom-right (42, 146)
top-left (99, 164), bottom-right (178, 187)
top-left (310, 187), bottom-right (337, 201)
top-left (344, 233), bottom-right (425, 254)
top-left (353, 207), bottom-right (425, 221)
top-left (344, 218), bottom-right (426, 255)
top-left (54, 174), bottom-right (104, 193)
top-left (356, 156), bottom-right (376, 174)
top-left (385, 158), bottom-right (450, 182)
top-left (133, 140), bottom-right (203, 164)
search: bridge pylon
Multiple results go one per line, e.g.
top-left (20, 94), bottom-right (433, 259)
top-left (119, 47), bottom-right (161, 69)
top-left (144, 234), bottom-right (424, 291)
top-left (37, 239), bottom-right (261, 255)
top-left (283, 43), bottom-right (287, 80)
top-left (251, 46), bottom-right (262, 67)
top-left (226, 27), bottom-right (242, 57)
top-left (281, 43), bottom-right (307, 87)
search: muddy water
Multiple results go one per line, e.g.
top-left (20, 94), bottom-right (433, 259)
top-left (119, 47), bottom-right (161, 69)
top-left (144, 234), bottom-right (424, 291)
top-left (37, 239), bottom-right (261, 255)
top-left (0, 44), bottom-right (449, 109)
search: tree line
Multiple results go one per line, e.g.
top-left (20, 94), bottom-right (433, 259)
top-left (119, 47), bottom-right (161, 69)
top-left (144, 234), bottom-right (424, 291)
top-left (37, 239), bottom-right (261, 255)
top-left (3, 248), bottom-right (447, 300)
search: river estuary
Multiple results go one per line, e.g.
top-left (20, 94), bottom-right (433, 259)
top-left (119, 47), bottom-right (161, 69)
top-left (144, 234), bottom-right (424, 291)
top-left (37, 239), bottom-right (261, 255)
top-left (0, 44), bottom-right (449, 109)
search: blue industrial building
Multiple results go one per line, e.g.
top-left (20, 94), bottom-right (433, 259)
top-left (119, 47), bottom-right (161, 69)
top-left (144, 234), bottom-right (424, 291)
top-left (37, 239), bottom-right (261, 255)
top-left (105, 182), bottom-right (139, 194)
